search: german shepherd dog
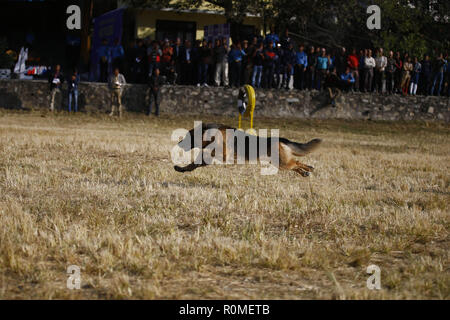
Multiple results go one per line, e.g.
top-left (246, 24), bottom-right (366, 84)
top-left (174, 123), bottom-right (322, 177)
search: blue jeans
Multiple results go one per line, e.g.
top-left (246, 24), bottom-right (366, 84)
top-left (68, 89), bottom-right (78, 112)
top-left (252, 65), bottom-right (263, 88)
top-left (431, 72), bottom-right (443, 96)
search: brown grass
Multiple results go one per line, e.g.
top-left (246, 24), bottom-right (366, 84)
top-left (0, 109), bottom-right (448, 299)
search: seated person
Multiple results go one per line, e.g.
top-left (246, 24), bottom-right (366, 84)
top-left (340, 67), bottom-right (355, 91)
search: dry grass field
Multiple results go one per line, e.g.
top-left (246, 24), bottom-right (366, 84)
top-left (0, 109), bottom-right (448, 300)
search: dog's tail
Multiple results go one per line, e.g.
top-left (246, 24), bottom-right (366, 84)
top-left (285, 138), bottom-right (322, 156)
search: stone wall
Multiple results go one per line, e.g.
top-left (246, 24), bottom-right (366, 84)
top-left (0, 79), bottom-right (448, 121)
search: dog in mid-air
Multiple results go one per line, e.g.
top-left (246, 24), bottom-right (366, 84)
top-left (174, 123), bottom-right (322, 177)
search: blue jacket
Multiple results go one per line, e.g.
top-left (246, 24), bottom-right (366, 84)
top-left (296, 51), bottom-right (308, 67)
top-left (283, 49), bottom-right (297, 66)
top-left (111, 45), bottom-right (125, 59)
top-left (97, 45), bottom-right (110, 59)
top-left (340, 73), bottom-right (355, 83)
top-left (265, 33), bottom-right (279, 48)
top-left (317, 56), bottom-right (329, 70)
top-left (228, 49), bottom-right (246, 63)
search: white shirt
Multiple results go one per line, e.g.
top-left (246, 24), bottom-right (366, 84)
top-left (364, 57), bottom-right (376, 69)
top-left (375, 56), bottom-right (387, 71)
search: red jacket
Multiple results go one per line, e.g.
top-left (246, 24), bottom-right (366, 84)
top-left (347, 54), bottom-right (359, 69)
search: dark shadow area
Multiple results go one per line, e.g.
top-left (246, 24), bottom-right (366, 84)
top-left (310, 91), bottom-right (333, 116)
top-left (0, 88), bottom-right (24, 110)
top-left (121, 87), bottom-right (147, 113)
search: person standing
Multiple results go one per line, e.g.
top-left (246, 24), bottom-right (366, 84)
top-left (111, 38), bottom-right (125, 72)
top-left (251, 42), bottom-right (264, 88)
top-left (280, 28), bottom-right (292, 50)
top-left (374, 48), bottom-right (387, 94)
top-left (294, 44), bottom-right (308, 90)
top-left (409, 57), bottom-right (422, 95)
top-left (363, 49), bottom-right (376, 93)
top-left (244, 38), bottom-right (257, 85)
top-left (191, 40), bottom-right (202, 85)
top-left (228, 42), bottom-right (246, 88)
top-left (148, 68), bottom-right (165, 117)
top-left (108, 68), bottom-right (126, 117)
top-left (147, 41), bottom-right (162, 79)
top-left (316, 48), bottom-right (330, 91)
top-left (359, 49), bottom-right (366, 91)
top-left (213, 38), bottom-right (229, 87)
top-left (180, 40), bottom-right (194, 85)
top-left (48, 64), bottom-right (64, 112)
top-left (172, 37), bottom-right (182, 84)
top-left (198, 39), bottom-right (212, 87)
top-left (130, 40), bottom-right (147, 84)
top-left (394, 52), bottom-right (403, 94)
top-left (421, 55), bottom-right (432, 95)
top-left (273, 43), bottom-right (284, 89)
top-left (262, 41), bottom-right (276, 88)
top-left (306, 46), bottom-right (317, 90)
top-left (98, 39), bottom-right (110, 83)
top-left (264, 27), bottom-right (279, 49)
top-left (401, 57), bottom-right (413, 96)
top-left (282, 43), bottom-right (296, 90)
top-left (161, 41), bottom-right (176, 85)
top-left (430, 53), bottom-right (447, 96)
top-left (347, 48), bottom-right (360, 92)
top-left (67, 69), bottom-right (79, 113)
top-left (385, 51), bottom-right (397, 95)
top-left (335, 47), bottom-right (347, 77)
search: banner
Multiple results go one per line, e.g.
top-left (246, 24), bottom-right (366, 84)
top-left (204, 23), bottom-right (230, 47)
top-left (89, 8), bottom-right (124, 81)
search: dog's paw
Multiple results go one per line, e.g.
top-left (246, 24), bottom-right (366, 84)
top-left (302, 171), bottom-right (311, 177)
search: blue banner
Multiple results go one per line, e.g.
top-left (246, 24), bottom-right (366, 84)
top-left (89, 8), bottom-right (124, 81)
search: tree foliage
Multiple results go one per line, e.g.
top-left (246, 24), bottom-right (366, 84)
top-left (272, 0), bottom-right (449, 55)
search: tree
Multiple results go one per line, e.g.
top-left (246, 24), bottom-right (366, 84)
top-left (272, 0), bottom-right (449, 56)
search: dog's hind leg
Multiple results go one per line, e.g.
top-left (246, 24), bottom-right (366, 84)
top-left (294, 161), bottom-right (314, 172)
top-left (293, 167), bottom-right (311, 177)
top-left (285, 160), bottom-right (315, 177)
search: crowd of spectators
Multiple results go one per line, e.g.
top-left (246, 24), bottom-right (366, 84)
top-left (95, 28), bottom-right (449, 97)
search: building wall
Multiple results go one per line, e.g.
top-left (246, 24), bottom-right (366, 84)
top-left (134, 9), bottom-right (262, 40)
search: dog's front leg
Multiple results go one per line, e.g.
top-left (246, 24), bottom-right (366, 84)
top-left (174, 150), bottom-right (209, 173)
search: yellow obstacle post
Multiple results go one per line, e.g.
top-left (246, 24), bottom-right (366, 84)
top-left (237, 85), bottom-right (256, 135)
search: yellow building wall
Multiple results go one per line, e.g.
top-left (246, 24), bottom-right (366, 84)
top-left (135, 9), bottom-right (262, 40)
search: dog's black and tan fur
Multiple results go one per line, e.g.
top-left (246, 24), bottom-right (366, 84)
top-left (174, 123), bottom-right (321, 177)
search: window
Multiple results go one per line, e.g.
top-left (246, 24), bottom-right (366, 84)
top-left (155, 20), bottom-right (197, 43)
